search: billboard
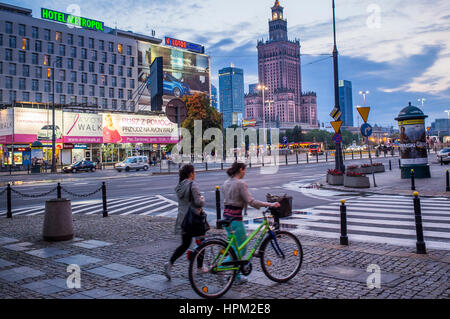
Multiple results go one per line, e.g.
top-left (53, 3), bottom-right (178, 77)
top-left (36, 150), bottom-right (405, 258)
top-left (14, 108), bottom-right (63, 143)
top-left (136, 42), bottom-right (210, 111)
top-left (0, 109), bottom-right (13, 143)
top-left (63, 112), bottom-right (103, 144)
top-left (102, 113), bottom-right (178, 144)
top-left (399, 119), bottom-right (428, 165)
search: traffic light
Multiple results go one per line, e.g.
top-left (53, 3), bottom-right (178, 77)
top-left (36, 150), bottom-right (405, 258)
top-left (149, 57), bottom-right (163, 111)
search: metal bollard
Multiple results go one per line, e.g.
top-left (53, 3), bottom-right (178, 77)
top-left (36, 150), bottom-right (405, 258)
top-left (7, 184), bottom-right (12, 218)
top-left (398, 159), bottom-right (401, 168)
top-left (352, 151), bottom-right (354, 160)
top-left (411, 169), bottom-right (416, 191)
top-left (413, 192), bottom-right (426, 254)
top-left (325, 151), bottom-right (328, 162)
top-left (285, 152), bottom-right (288, 166)
top-left (360, 150), bottom-right (363, 159)
top-left (221, 162), bottom-right (224, 170)
top-left (296, 151), bottom-right (299, 165)
top-left (215, 186), bottom-right (221, 229)
top-left (446, 170), bottom-right (450, 192)
top-left (441, 156), bottom-right (443, 166)
top-left (340, 199), bottom-right (348, 246)
top-left (343, 151), bottom-right (345, 160)
top-left (306, 153), bottom-right (309, 164)
top-left (102, 182), bottom-right (108, 217)
top-left (57, 183), bottom-right (62, 199)
top-left (389, 160), bottom-right (392, 171)
top-left (205, 161), bottom-right (208, 171)
top-left (316, 151), bottom-right (319, 163)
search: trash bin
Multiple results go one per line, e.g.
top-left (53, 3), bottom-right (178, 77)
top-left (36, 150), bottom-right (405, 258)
top-left (266, 194), bottom-right (293, 218)
top-left (43, 199), bottom-right (73, 241)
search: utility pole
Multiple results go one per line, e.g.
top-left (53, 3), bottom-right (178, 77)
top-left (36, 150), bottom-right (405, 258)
top-left (51, 61), bottom-right (57, 173)
top-left (332, 0), bottom-right (345, 172)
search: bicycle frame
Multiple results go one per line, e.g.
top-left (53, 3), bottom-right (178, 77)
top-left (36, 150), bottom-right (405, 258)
top-left (214, 217), bottom-right (274, 272)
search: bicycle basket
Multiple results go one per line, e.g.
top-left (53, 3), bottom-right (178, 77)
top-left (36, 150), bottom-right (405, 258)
top-left (266, 193), bottom-right (293, 218)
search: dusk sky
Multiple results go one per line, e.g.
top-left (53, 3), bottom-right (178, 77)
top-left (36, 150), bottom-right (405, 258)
top-left (6, 0), bottom-right (450, 128)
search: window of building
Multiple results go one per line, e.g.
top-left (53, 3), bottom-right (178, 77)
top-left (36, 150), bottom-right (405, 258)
top-left (129, 79), bottom-right (135, 89)
top-left (32, 27), bottom-right (39, 39)
top-left (99, 40), bottom-right (104, 51)
top-left (78, 60), bottom-right (84, 71)
top-left (121, 78), bottom-right (126, 88)
top-left (112, 77), bottom-right (117, 87)
top-left (78, 84), bottom-right (84, 95)
top-left (48, 93), bottom-right (53, 103)
top-left (67, 83), bottom-right (74, 94)
top-left (9, 63), bottom-right (16, 76)
top-left (59, 44), bottom-right (65, 56)
top-left (18, 51), bottom-right (26, 63)
top-left (101, 75), bottom-right (107, 86)
top-left (99, 63), bottom-right (104, 73)
top-left (5, 49), bottom-right (12, 61)
top-left (127, 90), bottom-right (132, 99)
top-left (32, 53), bottom-right (38, 65)
top-left (127, 45), bottom-right (132, 55)
top-left (102, 98), bottom-right (107, 108)
top-left (127, 68), bottom-right (132, 77)
top-left (56, 31), bottom-right (62, 42)
top-left (92, 74), bottom-right (97, 84)
top-left (89, 38), bottom-right (94, 49)
top-left (99, 87), bottom-right (105, 97)
top-left (44, 81), bottom-right (50, 92)
top-left (44, 29), bottom-right (50, 41)
top-left (109, 65), bottom-right (114, 75)
top-left (117, 43), bottom-right (123, 54)
top-left (56, 56), bottom-right (62, 68)
top-left (19, 78), bottom-right (25, 90)
top-left (108, 42), bottom-right (114, 52)
top-left (19, 24), bottom-right (26, 36)
top-left (129, 57), bottom-right (135, 67)
top-left (9, 90), bottom-right (17, 102)
top-left (121, 100), bottom-right (126, 109)
top-left (67, 33), bottom-right (73, 45)
top-left (81, 72), bottom-right (87, 84)
top-left (81, 48), bottom-right (87, 59)
top-left (118, 66), bottom-right (123, 76)
top-left (92, 97), bottom-right (98, 106)
top-left (118, 89), bottom-right (123, 99)
top-left (21, 38), bottom-right (29, 50)
top-left (35, 92), bottom-right (42, 103)
top-left (35, 67), bottom-right (42, 79)
top-left (5, 21), bottom-right (13, 34)
top-left (70, 95), bottom-right (76, 105)
top-left (89, 61), bottom-right (94, 72)
top-left (120, 55), bottom-right (126, 65)
top-left (56, 82), bottom-right (62, 93)
top-left (102, 52), bottom-right (107, 63)
top-left (78, 36), bottom-right (84, 47)
top-left (5, 77), bottom-right (13, 89)
top-left (22, 91), bottom-right (30, 102)
top-left (92, 50), bottom-right (97, 61)
top-left (112, 54), bottom-right (116, 64)
top-left (67, 58), bottom-right (73, 70)
top-left (35, 40), bottom-right (42, 52)
top-left (48, 42), bottom-right (54, 54)
top-left (109, 88), bottom-right (114, 98)
top-left (43, 55), bottom-right (50, 66)
top-left (22, 65), bottom-right (29, 77)
top-left (89, 86), bottom-right (95, 96)
top-left (0, 34), bottom-right (3, 46)
top-left (71, 71), bottom-right (77, 82)
top-left (70, 46), bottom-right (76, 58)
top-left (32, 79), bottom-right (39, 91)
top-left (112, 99), bottom-right (117, 109)
top-left (60, 95), bottom-right (66, 104)
top-left (82, 96), bottom-right (88, 105)
top-left (9, 36), bottom-right (16, 48)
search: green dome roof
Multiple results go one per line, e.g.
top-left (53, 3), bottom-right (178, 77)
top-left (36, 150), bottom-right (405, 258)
top-left (31, 141), bottom-right (43, 148)
top-left (395, 102), bottom-right (428, 121)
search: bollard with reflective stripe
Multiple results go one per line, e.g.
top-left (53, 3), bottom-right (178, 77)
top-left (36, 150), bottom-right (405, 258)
top-left (413, 192), bottom-right (426, 254)
top-left (215, 186), bottom-right (221, 229)
top-left (102, 182), bottom-right (108, 217)
top-left (340, 199), bottom-right (348, 246)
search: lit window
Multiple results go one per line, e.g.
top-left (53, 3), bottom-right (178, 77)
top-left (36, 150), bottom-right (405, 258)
top-left (56, 31), bottom-right (62, 42)
top-left (117, 43), bottom-right (123, 54)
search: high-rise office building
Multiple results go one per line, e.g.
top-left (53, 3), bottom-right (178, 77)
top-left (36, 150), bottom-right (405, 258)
top-left (210, 84), bottom-right (218, 110)
top-left (339, 80), bottom-right (354, 127)
top-left (219, 66), bottom-right (244, 128)
top-left (248, 83), bottom-right (259, 95)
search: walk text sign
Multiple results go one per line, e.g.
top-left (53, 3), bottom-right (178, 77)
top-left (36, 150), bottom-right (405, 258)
top-left (41, 8), bottom-right (104, 31)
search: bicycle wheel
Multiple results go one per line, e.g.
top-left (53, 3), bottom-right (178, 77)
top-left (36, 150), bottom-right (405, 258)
top-left (260, 231), bottom-right (303, 283)
top-left (188, 239), bottom-right (238, 299)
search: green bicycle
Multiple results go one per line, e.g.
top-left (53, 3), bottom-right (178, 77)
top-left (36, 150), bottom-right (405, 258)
top-left (188, 208), bottom-right (303, 299)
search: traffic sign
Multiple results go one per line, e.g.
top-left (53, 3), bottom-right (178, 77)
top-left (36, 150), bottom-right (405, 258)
top-left (330, 120), bottom-right (343, 133)
top-left (282, 136), bottom-right (288, 144)
top-left (361, 123), bottom-right (373, 137)
top-left (357, 106), bottom-right (370, 123)
top-left (166, 98), bottom-right (187, 124)
top-left (332, 133), bottom-right (343, 144)
top-left (330, 107), bottom-right (342, 121)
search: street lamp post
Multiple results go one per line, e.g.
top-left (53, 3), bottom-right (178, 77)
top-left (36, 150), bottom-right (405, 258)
top-left (445, 110), bottom-right (450, 139)
top-left (359, 90), bottom-right (370, 107)
top-left (332, 0), bottom-right (345, 172)
top-left (418, 98), bottom-right (426, 109)
top-left (47, 61), bottom-right (57, 173)
top-left (258, 84), bottom-right (268, 150)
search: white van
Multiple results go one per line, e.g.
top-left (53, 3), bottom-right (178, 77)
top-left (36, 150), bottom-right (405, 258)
top-left (115, 156), bottom-right (149, 172)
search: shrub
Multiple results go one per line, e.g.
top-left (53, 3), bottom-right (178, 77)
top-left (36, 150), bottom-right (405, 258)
top-left (328, 169), bottom-right (343, 176)
top-left (347, 165), bottom-right (359, 170)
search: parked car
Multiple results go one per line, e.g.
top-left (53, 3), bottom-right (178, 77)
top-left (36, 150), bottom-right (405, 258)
top-left (437, 147), bottom-right (450, 164)
top-left (115, 156), bottom-right (149, 172)
top-left (37, 125), bottom-right (62, 140)
top-left (163, 73), bottom-right (190, 98)
top-left (63, 160), bottom-right (97, 173)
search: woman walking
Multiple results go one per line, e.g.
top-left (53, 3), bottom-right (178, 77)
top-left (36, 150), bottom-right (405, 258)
top-left (164, 164), bottom-right (205, 280)
top-left (222, 162), bottom-right (280, 284)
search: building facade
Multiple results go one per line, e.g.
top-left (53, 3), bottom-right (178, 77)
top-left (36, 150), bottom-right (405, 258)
top-left (248, 83), bottom-right (259, 95)
top-left (430, 118), bottom-right (450, 137)
top-left (219, 66), bottom-right (244, 128)
top-left (339, 80), bottom-right (354, 127)
top-left (210, 84), bottom-right (218, 110)
top-left (0, 3), bottom-right (161, 111)
top-left (255, 1), bottom-right (317, 127)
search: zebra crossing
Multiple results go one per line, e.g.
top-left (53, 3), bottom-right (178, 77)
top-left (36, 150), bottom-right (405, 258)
top-left (0, 195), bottom-right (179, 218)
top-left (248, 195), bottom-right (450, 251)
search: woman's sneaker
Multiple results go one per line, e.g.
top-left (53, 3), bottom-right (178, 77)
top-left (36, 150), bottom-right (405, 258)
top-left (164, 262), bottom-right (172, 281)
top-left (234, 275), bottom-right (248, 285)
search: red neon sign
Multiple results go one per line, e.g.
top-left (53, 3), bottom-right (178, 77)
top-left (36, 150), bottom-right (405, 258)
top-left (165, 37), bottom-right (187, 49)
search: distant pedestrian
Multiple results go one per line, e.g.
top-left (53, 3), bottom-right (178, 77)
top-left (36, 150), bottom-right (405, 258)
top-left (164, 164), bottom-right (206, 280)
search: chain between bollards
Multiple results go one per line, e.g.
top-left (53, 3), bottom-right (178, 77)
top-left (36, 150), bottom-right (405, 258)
top-left (215, 186), bottom-right (221, 229)
top-left (413, 192), bottom-right (426, 254)
top-left (340, 199), bottom-right (348, 246)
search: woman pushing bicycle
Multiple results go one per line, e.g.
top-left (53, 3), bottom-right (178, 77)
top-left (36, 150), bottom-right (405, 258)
top-left (222, 162), bottom-right (280, 284)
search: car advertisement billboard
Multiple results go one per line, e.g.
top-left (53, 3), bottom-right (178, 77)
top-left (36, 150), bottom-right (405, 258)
top-left (102, 113), bottom-right (178, 144)
top-left (136, 42), bottom-right (210, 111)
top-left (14, 108), bottom-right (63, 143)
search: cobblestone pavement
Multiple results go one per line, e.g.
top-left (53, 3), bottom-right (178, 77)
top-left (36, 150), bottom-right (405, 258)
top-left (0, 215), bottom-right (448, 299)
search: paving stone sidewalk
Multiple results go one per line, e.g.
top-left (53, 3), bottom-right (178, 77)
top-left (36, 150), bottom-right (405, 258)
top-left (0, 214), bottom-right (448, 299)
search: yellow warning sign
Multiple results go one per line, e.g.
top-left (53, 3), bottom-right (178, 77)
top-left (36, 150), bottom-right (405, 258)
top-left (357, 106), bottom-right (370, 123)
top-left (331, 120), bottom-right (343, 133)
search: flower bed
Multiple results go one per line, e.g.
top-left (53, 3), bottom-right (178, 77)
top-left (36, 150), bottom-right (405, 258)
top-left (327, 169), bottom-right (344, 185)
top-left (344, 171), bottom-right (370, 188)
